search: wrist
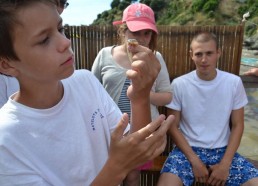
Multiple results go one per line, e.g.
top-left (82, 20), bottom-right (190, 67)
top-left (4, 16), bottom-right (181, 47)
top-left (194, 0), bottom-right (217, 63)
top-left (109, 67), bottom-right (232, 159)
top-left (219, 158), bottom-right (232, 168)
top-left (106, 157), bottom-right (129, 181)
top-left (91, 158), bottom-right (127, 186)
top-left (130, 96), bottom-right (150, 105)
top-left (188, 154), bottom-right (201, 165)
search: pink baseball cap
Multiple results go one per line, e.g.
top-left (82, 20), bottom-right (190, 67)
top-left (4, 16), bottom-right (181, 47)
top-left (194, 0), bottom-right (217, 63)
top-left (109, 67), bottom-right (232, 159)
top-left (113, 3), bottom-right (158, 34)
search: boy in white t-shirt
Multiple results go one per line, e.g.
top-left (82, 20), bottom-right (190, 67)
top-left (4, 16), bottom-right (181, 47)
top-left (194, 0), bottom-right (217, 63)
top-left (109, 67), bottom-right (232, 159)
top-left (158, 32), bottom-right (258, 186)
top-left (0, 0), bottom-right (174, 185)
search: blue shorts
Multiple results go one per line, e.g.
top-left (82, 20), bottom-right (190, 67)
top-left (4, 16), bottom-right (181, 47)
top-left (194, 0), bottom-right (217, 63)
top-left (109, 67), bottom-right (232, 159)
top-left (161, 146), bottom-right (258, 186)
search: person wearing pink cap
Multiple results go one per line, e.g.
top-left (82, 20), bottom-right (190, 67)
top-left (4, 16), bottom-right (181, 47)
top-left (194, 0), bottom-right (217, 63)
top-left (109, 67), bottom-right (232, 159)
top-left (92, 3), bottom-right (172, 185)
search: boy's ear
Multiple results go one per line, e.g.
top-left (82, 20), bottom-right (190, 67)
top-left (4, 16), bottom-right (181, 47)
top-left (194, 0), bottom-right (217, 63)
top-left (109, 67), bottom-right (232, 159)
top-left (217, 48), bottom-right (222, 58)
top-left (189, 50), bottom-right (193, 59)
top-left (0, 58), bottom-right (19, 77)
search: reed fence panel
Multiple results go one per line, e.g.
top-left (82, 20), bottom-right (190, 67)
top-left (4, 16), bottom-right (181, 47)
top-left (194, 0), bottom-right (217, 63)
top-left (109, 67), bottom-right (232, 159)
top-left (65, 24), bottom-right (244, 80)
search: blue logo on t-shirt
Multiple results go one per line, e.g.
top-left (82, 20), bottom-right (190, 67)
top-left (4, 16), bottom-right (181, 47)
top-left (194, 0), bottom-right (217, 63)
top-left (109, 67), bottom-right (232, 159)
top-left (90, 109), bottom-right (104, 131)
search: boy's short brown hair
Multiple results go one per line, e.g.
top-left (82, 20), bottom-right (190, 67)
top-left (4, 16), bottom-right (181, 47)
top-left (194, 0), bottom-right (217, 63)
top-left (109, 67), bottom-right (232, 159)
top-left (0, 0), bottom-right (58, 61)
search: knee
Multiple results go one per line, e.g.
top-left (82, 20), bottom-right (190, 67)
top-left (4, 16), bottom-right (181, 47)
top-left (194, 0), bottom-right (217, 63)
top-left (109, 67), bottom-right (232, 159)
top-left (157, 172), bottom-right (183, 186)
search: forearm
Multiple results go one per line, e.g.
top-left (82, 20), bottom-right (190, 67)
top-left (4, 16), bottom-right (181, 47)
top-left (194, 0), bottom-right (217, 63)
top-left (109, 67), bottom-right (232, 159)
top-left (126, 44), bottom-right (161, 133)
top-left (167, 109), bottom-right (199, 163)
top-left (220, 122), bottom-right (244, 167)
top-left (91, 158), bottom-right (127, 186)
top-left (130, 98), bottom-right (151, 132)
top-left (170, 127), bottom-right (199, 163)
top-left (253, 68), bottom-right (258, 76)
top-left (150, 92), bottom-right (172, 106)
top-left (244, 68), bottom-right (258, 76)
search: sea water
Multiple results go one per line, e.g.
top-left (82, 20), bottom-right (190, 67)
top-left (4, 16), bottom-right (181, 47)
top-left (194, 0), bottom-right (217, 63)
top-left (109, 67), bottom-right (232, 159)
top-left (241, 57), bottom-right (258, 67)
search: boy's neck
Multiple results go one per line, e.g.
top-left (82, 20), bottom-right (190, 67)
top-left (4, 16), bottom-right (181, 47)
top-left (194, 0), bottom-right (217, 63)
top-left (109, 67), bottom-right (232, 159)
top-left (13, 81), bottom-right (64, 109)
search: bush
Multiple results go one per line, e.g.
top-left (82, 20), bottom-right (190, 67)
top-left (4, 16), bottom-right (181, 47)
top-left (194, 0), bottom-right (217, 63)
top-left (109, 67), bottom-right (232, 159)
top-left (150, 0), bottom-right (167, 12)
top-left (118, 0), bottom-right (131, 11)
top-left (203, 0), bottom-right (219, 13)
top-left (207, 11), bottom-right (215, 18)
top-left (111, 0), bottom-right (120, 9)
top-left (140, 0), bottom-right (151, 6)
top-left (191, 0), bottom-right (206, 13)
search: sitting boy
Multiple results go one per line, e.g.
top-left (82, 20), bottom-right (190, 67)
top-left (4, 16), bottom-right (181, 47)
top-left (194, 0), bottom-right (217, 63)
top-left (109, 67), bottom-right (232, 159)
top-left (158, 31), bottom-right (258, 186)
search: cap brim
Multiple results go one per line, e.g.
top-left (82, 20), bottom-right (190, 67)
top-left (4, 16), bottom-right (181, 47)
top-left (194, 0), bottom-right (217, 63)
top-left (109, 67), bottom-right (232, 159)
top-left (126, 20), bottom-right (158, 34)
top-left (113, 20), bottom-right (123, 25)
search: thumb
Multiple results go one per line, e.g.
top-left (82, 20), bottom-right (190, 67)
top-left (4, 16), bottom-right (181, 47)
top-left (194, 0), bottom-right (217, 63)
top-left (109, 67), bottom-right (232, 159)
top-left (111, 113), bottom-right (129, 141)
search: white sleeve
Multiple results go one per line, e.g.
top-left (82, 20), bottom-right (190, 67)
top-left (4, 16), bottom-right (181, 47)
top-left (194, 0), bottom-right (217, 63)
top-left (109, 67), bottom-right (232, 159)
top-left (165, 80), bottom-right (181, 111)
top-left (154, 52), bottom-right (171, 93)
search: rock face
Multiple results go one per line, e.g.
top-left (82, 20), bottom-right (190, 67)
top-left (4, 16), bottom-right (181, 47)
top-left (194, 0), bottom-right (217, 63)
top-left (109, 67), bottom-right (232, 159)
top-left (243, 34), bottom-right (258, 55)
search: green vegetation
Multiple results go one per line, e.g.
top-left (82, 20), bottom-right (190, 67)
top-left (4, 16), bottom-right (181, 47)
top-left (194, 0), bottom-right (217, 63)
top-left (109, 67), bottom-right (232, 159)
top-left (91, 0), bottom-right (258, 36)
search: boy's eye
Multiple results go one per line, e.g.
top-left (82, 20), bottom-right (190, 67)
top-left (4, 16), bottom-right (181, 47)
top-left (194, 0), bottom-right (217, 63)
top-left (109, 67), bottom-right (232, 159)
top-left (144, 31), bottom-right (152, 36)
top-left (207, 51), bottom-right (214, 56)
top-left (131, 32), bottom-right (138, 36)
top-left (195, 52), bottom-right (203, 57)
top-left (38, 37), bottom-right (49, 45)
top-left (194, 51), bottom-right (214, 58)
top-left (59, 26), bottom-right (65, 34)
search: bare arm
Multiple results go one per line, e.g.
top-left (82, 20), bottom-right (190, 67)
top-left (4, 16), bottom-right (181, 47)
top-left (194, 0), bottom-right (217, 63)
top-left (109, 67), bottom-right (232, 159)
top-left (221, 108), bottom-right (244, 166)
top-left (207, 108), bottom-right (244, 185)
top-left (243, 68), bottom-right (258, 76)
top-left (127, 45), bottom-right (161, 132)
top-left (150, 91), bottom-right (172, 106)
top-left (167, 108), bottom-right (209, 183)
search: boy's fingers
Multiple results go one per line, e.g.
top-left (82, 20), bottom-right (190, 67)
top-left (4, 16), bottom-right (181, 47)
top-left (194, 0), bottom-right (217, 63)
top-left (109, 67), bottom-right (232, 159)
top-left (161, 115), bottom-right (174, 131)
top-left (134, 115), bottom-right (166, 140)
top-left (139, 116), bottom-right (175, 159)
top-left (126, 69), bottom-right (138, 79)
top-left (151, 135), bottom-right (167, 158)
top-left (111, 113), bottom-right (129, 141)
top-left (147, 115), bottom-right (174, 138)
top-left (149, 115), bottom-right (174, 138)
top-left (144, 114), bottom-right (174, 148)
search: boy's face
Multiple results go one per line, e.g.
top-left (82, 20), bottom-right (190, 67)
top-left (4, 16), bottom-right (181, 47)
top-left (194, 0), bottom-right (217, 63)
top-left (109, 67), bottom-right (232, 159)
top-left (190, 40), bottom-right (221, 80)
top-left (10, 3), bottom-right (74, 84)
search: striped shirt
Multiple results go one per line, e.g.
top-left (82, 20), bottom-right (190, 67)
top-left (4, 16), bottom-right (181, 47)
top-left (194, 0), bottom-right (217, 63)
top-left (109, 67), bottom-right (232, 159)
top-left (118, 78), bottom-right (131, 118)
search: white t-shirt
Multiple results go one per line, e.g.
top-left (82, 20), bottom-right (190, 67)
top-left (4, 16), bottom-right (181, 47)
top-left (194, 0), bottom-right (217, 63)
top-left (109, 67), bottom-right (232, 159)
top-left (0, 75), bottom-right (19, 108)
top-left (166, 69), bottom-right (248, 148)
top-left (0, 70), bottom-right (123, 185)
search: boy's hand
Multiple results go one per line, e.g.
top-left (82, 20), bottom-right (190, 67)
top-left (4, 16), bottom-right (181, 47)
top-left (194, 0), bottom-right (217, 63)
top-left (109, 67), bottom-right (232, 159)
top-left (91, 114), bottom-right (174, 186)
top-left (191, 158), bottom-right (209, 184)
top-left (108, 113), bottom-right (174, 174)
top-left (243, 68), bottom-right (258, 76)
top-left (207, 163), bottom-right (228, 186)
top-left (126, 45), bottom-right (161, 103)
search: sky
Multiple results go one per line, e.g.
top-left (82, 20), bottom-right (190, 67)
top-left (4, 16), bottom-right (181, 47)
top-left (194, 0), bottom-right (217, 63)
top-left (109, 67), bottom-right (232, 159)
top-left (61, 0), bottom-right (112, 26)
